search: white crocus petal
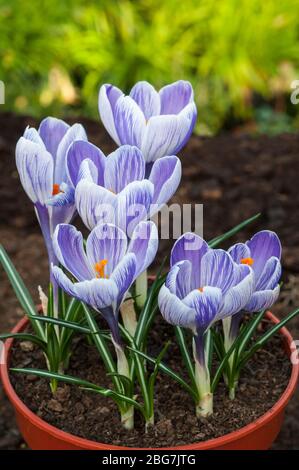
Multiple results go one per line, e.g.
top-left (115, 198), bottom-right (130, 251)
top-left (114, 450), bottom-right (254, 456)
top-left (77, 159), bottom-right (99, 184)
top-left (141, 114), bottom-right (190, 162)
top-left (55, 123), bottom-right (87, 183)
top-left (16, 137), bottom-right (53, 204)
top-left (98, 84), bottom-right (123, 145)
top-left (53, 224), bottom-right (94, 281)
top-left (52, 265), bottom-right (77, 298)
top-left (38, 117), bottom-right (69, 159)
top-left (149, 156), bottom-right (182, 211)
top-left (75, 278), bottom-right (118, 310)
top-left (128, 221), bottom-right (159, 276)
top-left (23, 127), bottom-right (46, 148)
top-left (245, 285), bottom-right (280, 313)
top-left (158, 285), bottom-right (196, 329)
top-left (75, 179), bottom-right (117, 230)
top-left (216, 266), bottom-right (254, 320)
top-left (110, 253), bottom-right (137, 306)
top-left (116, 180), bottom-right (154, 236)
top-left (130, 81), bottom-right (161, 119)
top-left (165, 260), bottom-right (192, 299)
top-left (114, 96), bottom-right (146, 148)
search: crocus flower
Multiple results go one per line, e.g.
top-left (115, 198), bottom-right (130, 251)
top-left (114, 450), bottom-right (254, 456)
top-left (158, 233), bottom-right (254, 417)
top-left (52, 221), bottom-right (158, 347)
top-left (69, 143), bottom-right (181, 235)
top-left (15, 117), bottom-right (87, 270)
top-left (228, 230), bottom-right (282, 312)
top-left (98, 80), bottom-right (197, 164)
top-left (223, 231), bottom-right (282, 382)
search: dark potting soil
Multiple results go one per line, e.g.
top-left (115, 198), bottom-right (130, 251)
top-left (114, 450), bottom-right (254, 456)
top-left (9, 316), bottom-right (291, 448)
top-left (1, 111), bottom-right (299, 448)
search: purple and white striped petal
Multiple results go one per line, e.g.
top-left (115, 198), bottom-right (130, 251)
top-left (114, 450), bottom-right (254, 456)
top-left (38, 117), bottom-right (69, 160)
top-left (128, 221), bottom-right (158, 276)
top-left (98, 84), bottom-right (123, 145)
top-left (149, 156), bottom-right (182, 211)
top-left (165, 260), bottom-right (192, 299)
top-left (159, 80), bottom-right (193, 114)
top-left (158, 285), bottom-right (196, 329)
top-left (114, 96), bottom-right (146, 147)
top-left (55, 123), bottom-right (87, 183)
top-left (110, 253), bottom-right (137, 307)
top-left (217, 265), bottom-right (254, 319)
top-left (245, 285), bottom-right (280, 312)
top-left (52, 265), bottom-right (77, 298)
top-left (16, 137), bottom-right (53, 204)
top-left (116, 180), bottom-right (154, 236)
top-left (104, 145), bottom-right (145, 193)
top-left (174, 102), bottom-right (197, 153)
top-left (24, 127), bottom-right (46, 148)
top-left (77, 159), bottom-right (99, 184)
top-left (246, 230), bottom-right (282, 279)
top-left (255, 257), bottom-right (281, 291)
top-left (75, 180), bottom-right (116, 230)
top-left (141, 114), bottom-right (191, 162)
top-left (130, 81), bottom-right (160, 120)
top-left (86, 223), bottom-right (127, 276)
top-left (200, 250), bottom-right (236, 294)
top-left (75, 278), bottom-right (118, 310)
top-left (171, 233), bottom-right (210, 288)
top-left (183, 286), bottom-right (222, 330)
top-left (67, 140), bottom-right (106, 187)
top-left (228, 243), bottom-right (251, 264)
top-left (53, 224), bottom-right (93, 281)
top-left (51, 203), bottom-right (76, 229)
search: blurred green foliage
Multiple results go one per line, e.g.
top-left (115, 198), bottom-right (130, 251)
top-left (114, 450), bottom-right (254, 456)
top-left (1, 0), bottom-right (299, 133)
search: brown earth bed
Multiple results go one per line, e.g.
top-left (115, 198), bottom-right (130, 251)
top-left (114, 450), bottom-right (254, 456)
top-left (8, 317), bottom-right (291, 448)
top-left (0, 111), bottom-right (299, 448)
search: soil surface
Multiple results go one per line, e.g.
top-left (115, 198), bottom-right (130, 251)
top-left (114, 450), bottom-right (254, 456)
top-left (9, 318), bottom-right (291, 448)
top-left (0, 111), bottom-right (299, 448)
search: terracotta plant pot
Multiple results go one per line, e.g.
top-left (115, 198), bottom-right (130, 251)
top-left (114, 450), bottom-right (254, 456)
top-left (1, 312), bottom-right (298, 450)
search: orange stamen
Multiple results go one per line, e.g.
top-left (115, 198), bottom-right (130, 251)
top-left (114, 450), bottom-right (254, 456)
top-left (52, 183), bottom-right (65, 196)
top-left (94, 259), bottom-right (108, 279)
top-left (240, 257), bottom-right (254, 266)
top-left (198, 287), bottom-right (204, 292)
top-left (52, 184), bottom-right (60, 196)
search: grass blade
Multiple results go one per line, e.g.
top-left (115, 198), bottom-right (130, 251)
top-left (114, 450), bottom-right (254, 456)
top-left (0, 333), bottom-right (46, 349)
top-left (175, 326), bottom-right (197, 391)
top-left (27, 314), bottom-right (91, 334)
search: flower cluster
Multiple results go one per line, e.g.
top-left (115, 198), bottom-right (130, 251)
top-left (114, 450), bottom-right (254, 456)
top-left (2, 78), bottom-right (296, 435)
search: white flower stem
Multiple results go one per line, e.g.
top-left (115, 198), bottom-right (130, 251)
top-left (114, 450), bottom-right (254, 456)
top-left (121, 406), bottom-right (134, 430)
top-left (135, 269), bottom-right (148, 310)
top-left (113, 340), bottom-right (134, 430)
top-left (145, 415), bottom-right (154, 433)
top-left (193, 336), bottom-right (213, 418)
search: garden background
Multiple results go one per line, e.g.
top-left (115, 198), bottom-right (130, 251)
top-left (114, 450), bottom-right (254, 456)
top-left (0, 0), bottom-right (299, 449)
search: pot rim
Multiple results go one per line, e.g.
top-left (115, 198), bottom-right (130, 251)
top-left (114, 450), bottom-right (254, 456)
top-left (1, 311), bottom-right (298, 450)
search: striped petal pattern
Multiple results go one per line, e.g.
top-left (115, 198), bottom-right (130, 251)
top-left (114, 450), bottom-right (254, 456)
top-left (99, 80), bottom-right (197, 162)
